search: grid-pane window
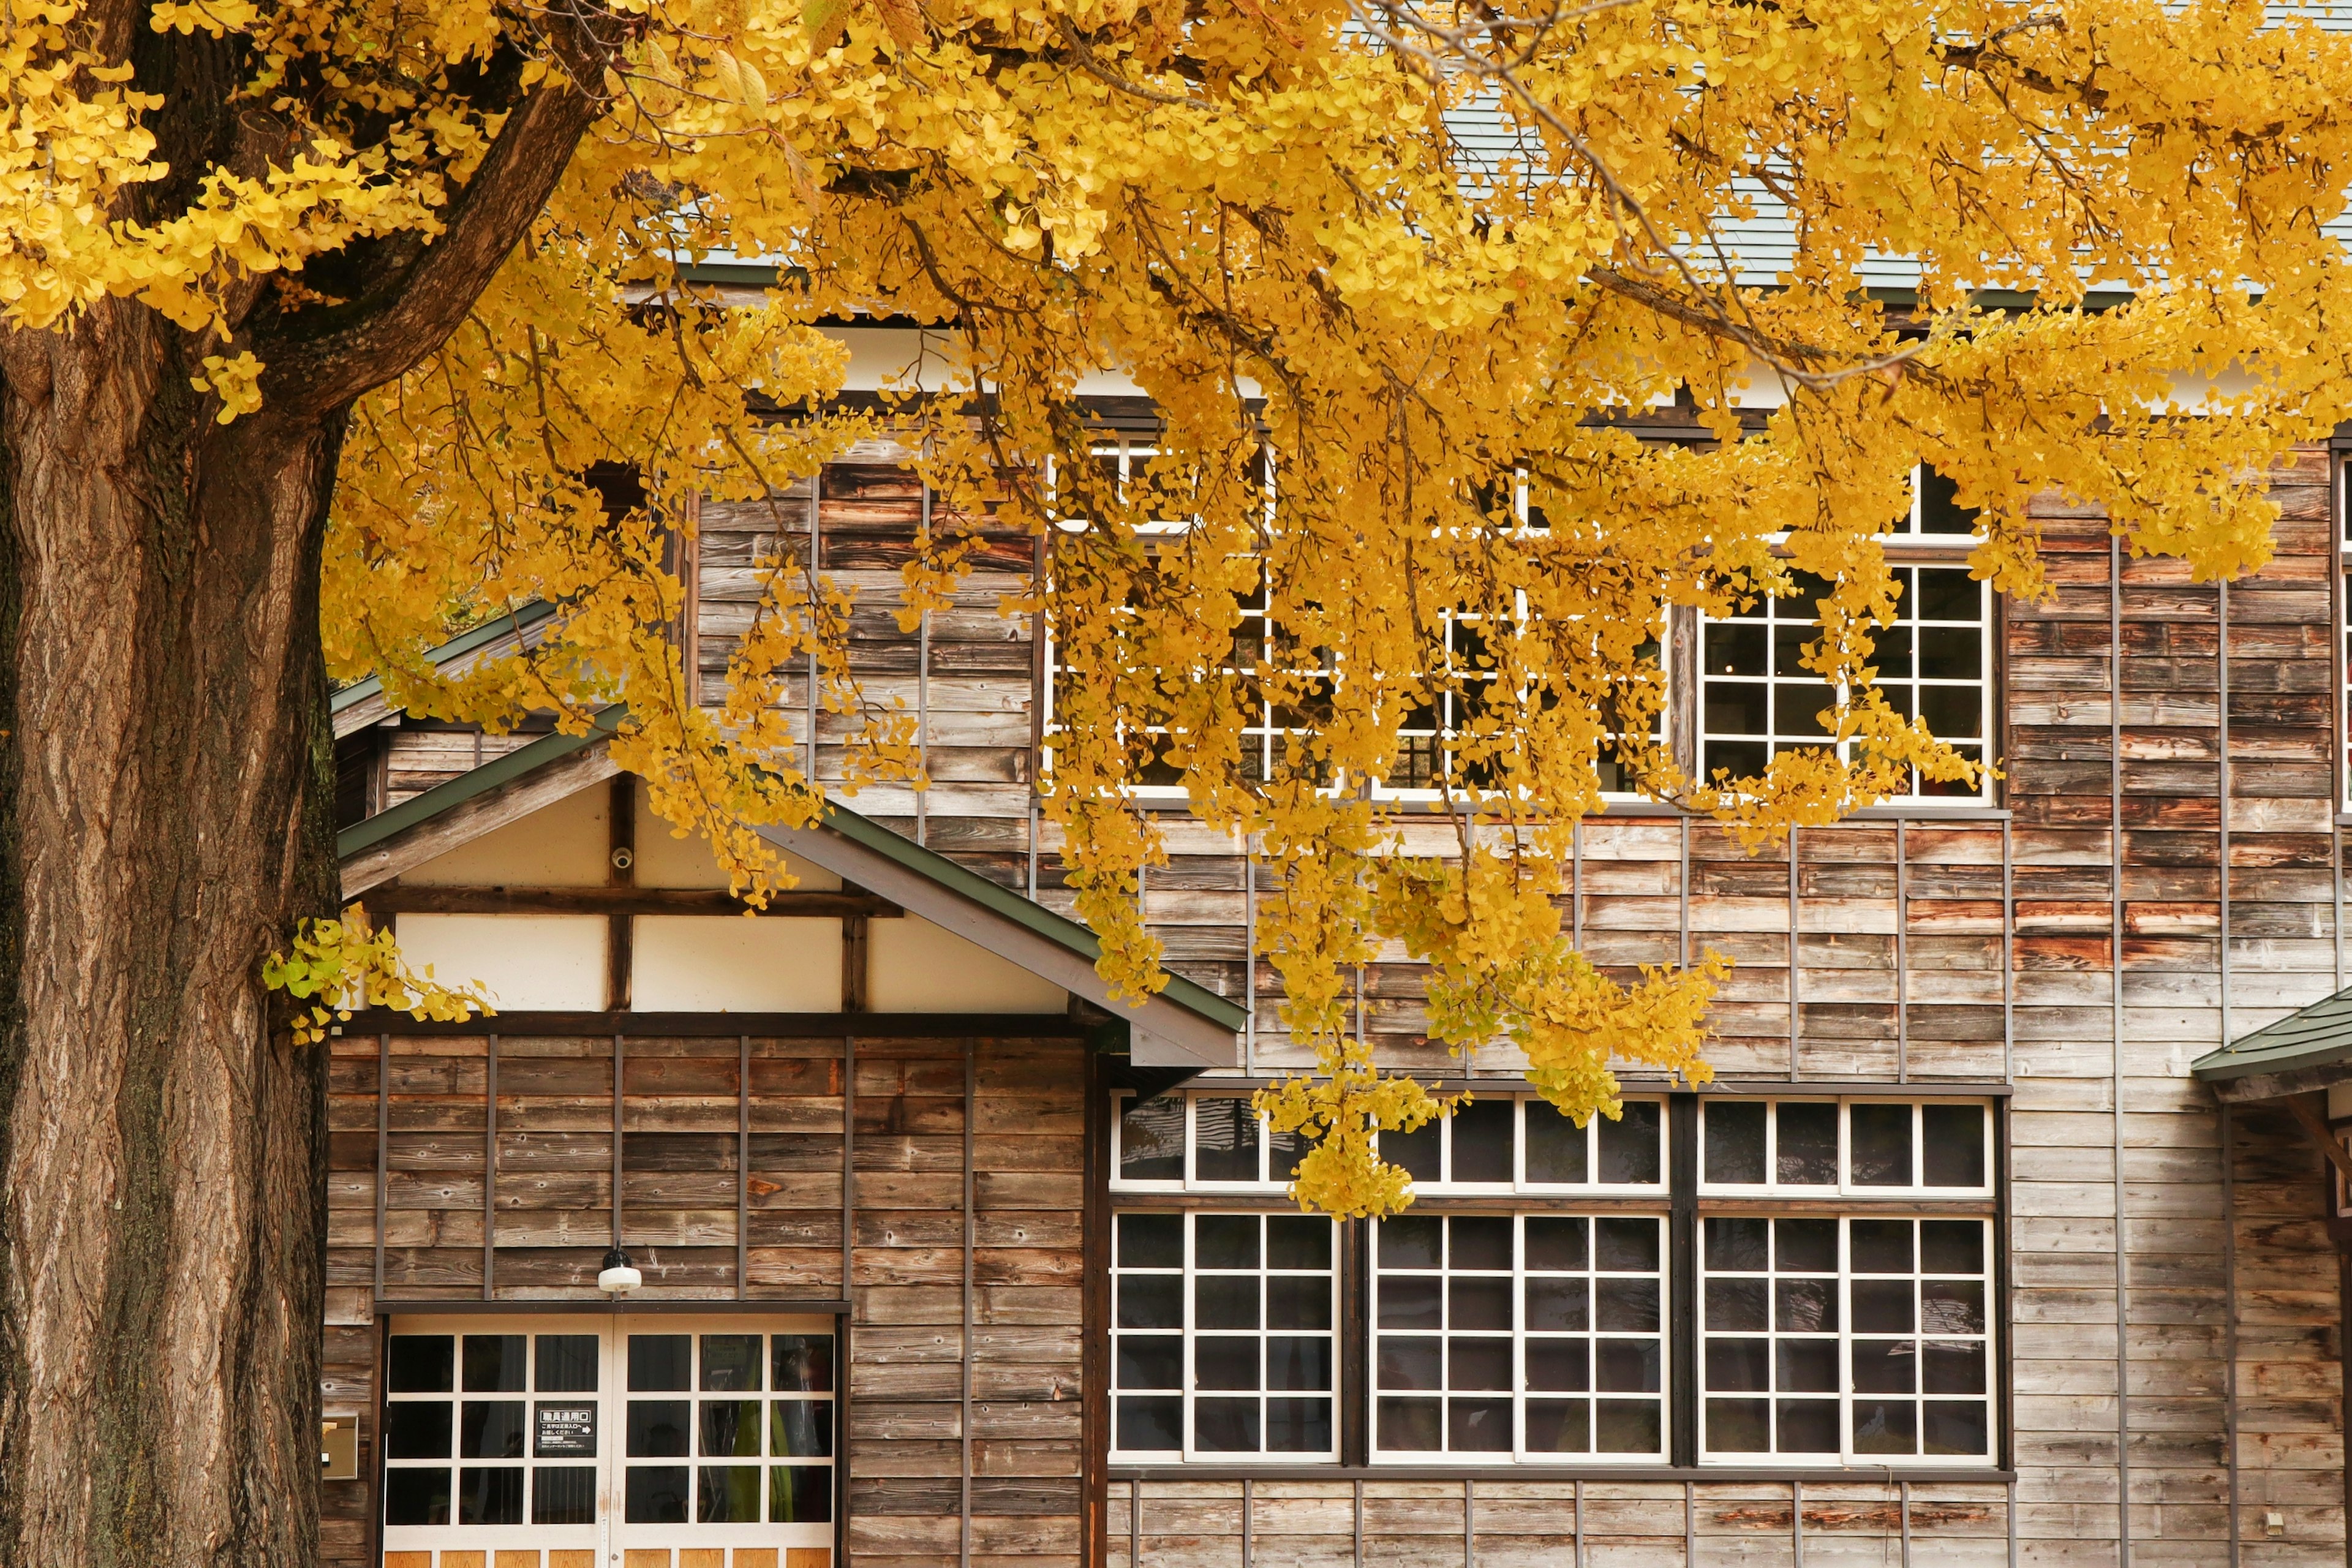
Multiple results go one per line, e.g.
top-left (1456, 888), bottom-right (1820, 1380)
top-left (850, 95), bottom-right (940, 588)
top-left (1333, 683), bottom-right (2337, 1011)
top-left (1700, 1216), bottom-right (1993, 1463)
top-left (383, 1330), bottom-right (600, 1529)
top-left (1698, 1099), bottom-right (1992, 1196)
top-left (1372, 1214), bottom-right (1668, 1461)
top-left (1698, 566), bottom-right (1989, 802)
top-left (1112, 1212), bottom-right (1340, 1460)
top-left (622, 1331), bottom-right (835, 1526)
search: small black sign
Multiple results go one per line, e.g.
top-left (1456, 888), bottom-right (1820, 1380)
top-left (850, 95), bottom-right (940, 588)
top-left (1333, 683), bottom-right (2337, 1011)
top-left (535, 1402), bottom-right (597, 1457)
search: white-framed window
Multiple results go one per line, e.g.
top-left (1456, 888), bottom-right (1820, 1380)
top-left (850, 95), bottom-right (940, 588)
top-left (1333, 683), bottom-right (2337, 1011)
top-left (382, 1314), bottom-right (837, 1553)
top-left (1698, 1216), bottom-right (1994, 1464)
top-left (1885, 464), bottom-right (1981, 538)
top-left (1371, 1213), bottom-right (1669, 1463)
top-left (1697, 1098), bottom-right (1993, 1197)
top-left (1109, 1090), bottom-right (1668, 1195)
top-left (1110, 1211), bottom-right (1341, 1461)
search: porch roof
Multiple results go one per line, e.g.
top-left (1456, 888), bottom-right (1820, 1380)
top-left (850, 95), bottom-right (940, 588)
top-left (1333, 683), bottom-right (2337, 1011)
top-left (2191, 985), bottom-right (2352, 1103)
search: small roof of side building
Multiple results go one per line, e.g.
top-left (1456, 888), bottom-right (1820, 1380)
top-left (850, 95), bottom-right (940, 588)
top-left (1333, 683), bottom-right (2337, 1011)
top-left (2190, 986), bottom-right (2352, 1102)
top-left (335, 709), bottom-right (1243, 1069)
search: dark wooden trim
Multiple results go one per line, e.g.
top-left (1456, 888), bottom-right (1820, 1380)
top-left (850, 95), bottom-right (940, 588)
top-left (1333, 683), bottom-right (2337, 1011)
top-left (838, 1031), bottom-right (855, 1565)
top-left (1340, 1217), bottom-right (1368, 1468)
top-left (612, 1033), bottom-right (626, 1251)
top-left (1081, 1047), bottom-right (1112, 1568)
top-left (960, 1040), bottom-right (976, 1568)
top-left (1107, 1191), bottom-right (1673, 1215)
top-left (483, 1033), bottom-right (499, 1299)
top-left (1668, 1092), bottom-right (1698, 1469)
top-left (364, 884), bottom-right (900, 918)
top-left (2286, 1095), bottom-right (2352, 1188)
top-left (842, 913), bottom-right (870, 1011)
top-left (373, 1297), bottom-right (853, 1315)
top-left (1694, 1196), bottom-right (1997, 1218)
top-left (1105, 1463), bottom-right (2018, 1483)
top-left (737, 1032), bottom-right (750, 1301)
top-left (374, 1032), bottom-right (389, 1301)
top-left (607, 776), bottom-right (635, 1011)
top-left (342, 1009), bottom-right (1091, 1038)
top-left (1996, 1095), bottom-right (2016, 1477)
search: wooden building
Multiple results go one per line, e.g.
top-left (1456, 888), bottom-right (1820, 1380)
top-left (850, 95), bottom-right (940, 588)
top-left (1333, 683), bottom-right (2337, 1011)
top-left (324, 360), bottom-right (2352, 1568)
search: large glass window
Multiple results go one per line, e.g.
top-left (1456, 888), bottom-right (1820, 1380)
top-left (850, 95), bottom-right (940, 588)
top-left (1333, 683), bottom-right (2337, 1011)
top-left (1111, 1211), bottom-right (1340, 1461)
top-left (1698, 1098), bottom-right (1992, 1196)
top-left (622, 1330), bottom-right (834, 1526)
top-left (383, 1328), bottom-right (600, 1529)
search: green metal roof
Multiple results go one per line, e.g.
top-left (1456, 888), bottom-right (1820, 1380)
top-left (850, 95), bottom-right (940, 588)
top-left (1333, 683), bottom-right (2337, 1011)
top-left (331, 601), bottom-right (557, 717)
top-left (2192, 982), bottom-right (2352, 1099)
top-left (336, 706), bottom-right (624, 862)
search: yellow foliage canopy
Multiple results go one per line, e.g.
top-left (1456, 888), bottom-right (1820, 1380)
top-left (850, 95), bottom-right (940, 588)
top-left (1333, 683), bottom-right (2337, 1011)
top-left (16, 0), bottom-right (2352, 1214)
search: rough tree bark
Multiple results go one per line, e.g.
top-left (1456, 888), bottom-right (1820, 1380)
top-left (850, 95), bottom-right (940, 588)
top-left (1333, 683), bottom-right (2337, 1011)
top-left (0, 12), bottom-right (609, 1564)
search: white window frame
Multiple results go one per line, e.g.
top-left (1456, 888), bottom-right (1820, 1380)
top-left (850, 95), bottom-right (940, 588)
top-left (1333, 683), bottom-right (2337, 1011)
top-left (1695, 1215), bottom-right (1997, 1467)
top-left (1368, 1211), bottom-right (1671, 1465)
top-left (1108, 1210), bottom-right (1343, 1464)
top-left (1695, 1097), bottom-right (1996, 1199)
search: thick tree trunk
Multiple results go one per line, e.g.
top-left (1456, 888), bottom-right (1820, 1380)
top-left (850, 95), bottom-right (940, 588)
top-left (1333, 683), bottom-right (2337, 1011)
top-left (0, 299), bottom-right (345, 1566)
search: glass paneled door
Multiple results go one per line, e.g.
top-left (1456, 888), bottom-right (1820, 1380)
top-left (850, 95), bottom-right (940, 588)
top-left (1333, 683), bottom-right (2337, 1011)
top-left (382, 1314), bottom-right (837, 1568)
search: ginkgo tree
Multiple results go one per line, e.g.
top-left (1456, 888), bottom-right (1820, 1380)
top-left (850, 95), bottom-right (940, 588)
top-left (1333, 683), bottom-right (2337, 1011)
top-left (7, 0), bottom-right (2352, 1560)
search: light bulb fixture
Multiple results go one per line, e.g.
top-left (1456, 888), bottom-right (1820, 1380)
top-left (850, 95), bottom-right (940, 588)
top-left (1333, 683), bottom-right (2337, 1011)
top-left (598, 1246), bottom-right (643, 1294)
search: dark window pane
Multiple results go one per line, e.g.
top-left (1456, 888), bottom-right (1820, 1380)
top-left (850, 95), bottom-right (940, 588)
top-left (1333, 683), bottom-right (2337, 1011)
top-left (1450, 1278), bottom-right (1512, 1332)
top-left (462, 1335), bottom-right (527, 1394)
top-left (627, 1400), bottom-right (691, 1458)
top-left (1852, 1280), bottom-right (1917, 1334)
top-left (1850, 1106), bottom-right (1914, 1186)
top-left (1925, 1340), bottom-right (1988, 1395)
top-left (1526, 1107), bottom-right (1588, 1183)
top-left (1706, 1338), bottom-right (1770, 1392)
top-left (628, 1335), bottom-right (692, 1392)
top-left (1918, 684), bottom-right (1981, 741)
top-left (771, 1400), bottom-right (833, 1458)
top-left (1450, 1338), bottom-right (1512, 1392)
top-left (1597, 1218), bottom-right (1661, 1273)
top-left (385, 1403), bottom-right (452, 1460)
top-left (1450, 1099), bottom-right (1515, 1183)
top-left (1267, 1276), bottom-right (1333, 1331)
top-left (1776, 1218), bottom-right (1838, 1273)
top-left (1449, 1216), bottom-right (1512, 1272)
top-left (1777, 1400), bottom-right (1841, 1453)
top-left (1269, 1123), bottom-right (1308, 1183)
top-left (1194, 1338), bottom-right (1259, 1391)
top-left (1925, 1400), bottom-right (1990, 1457)
top-left (1773, 622), bottom-right (1815, 677)
top-left (1526, 1400), bottom-right (1590, 1452)
top-left (1526, 1217), bottom-right (1588, 1272)
top-left (1923, 1279), bottom-right (1986, 1335)
top-left (1596, 1339), bottom-right (1660, 1393)
top-left (459, 1401), bottom-right (525, 1460)
top-left (1195, 1098), bottom-right (1261, 1183)
top-left (1876, 624), bottom-right (1915, 680)
top-left (1526, 1277), bottom-right (1589, 1333)
top-left (1776, 1103), bottom-right (1839, 1184)
top-left (699, 1335), bottom-right (761, 1393)
top-left (1706, 1398), bottom-right (1771, 1453)
top-left (1918, 470), bottom-right (1978, 536)
top-left (1705, 1102), bottom-right (1768, 1184)
top-left (1777, 1339), bottom-right (1839, 1393)
top-left (1854, 1399), bottom-right (1918, 1456)
top-left (772, 1335), bottom-right (834, 1393)
top-left (1917, 625), bottom-right (1982, 681)
top-left (1706, 738), bottom-right (1770, 780)
top-left (1921, 1220), bottom-right (1984, 1276)
top-left (1706, 623), bottom-right (1766, 677)
top-left (1597, 1279), bottom-right (1660, 1333)
top-left (1267, 1336), bottom-right (1331, 1392)
top-left (387, 1336), bottom-right (454, 1394)
top-left (532, 1466), bottom-right (595, 1525)
top-left (1384, 1123), bottom-right (1442, 1183)
top-left (1266, 1398), bottom-right (1332, 1454)
top-left (699, 1400), bottom-right (761, 1457)
top-left (1196, 1215), bottom-right (1260, 1270)
top-left (1379, 1277), bottom-right (1442, 1329)
top-left (1267, 1216), bottom-right (1332, 1271)
top-left (1379, 1335), bottom-right (1443, 1390)
top-left (1774, 682), bottom-right (1834, 739)
top-left (383, 1467), bottom-right (450, 1526)
top-left (627, 1464), bottom-right (690, 1523)
top-left (1118, 1095), bottom-right (1184, 1181)
top-left (1450, 1397), bottom-right (1512, 1452)
top-left (535, 1335), bottom-right (598, 1393)
top-left (1196, 1276), bottom-right (1260, 1331)
top-left (456, 1466), bottom-right (522, 1525)
top-left (1118, 1212), bottom-right (1184, 1269)
top-left (1706, 682), bottom-right (1770, 737)
top-left (1599, 1102), bottom-right (1662, 1185)
top-left (1776, 1279), bottom-right (1839, 1335)
top-left (1378, 1397), bottom-right (1442, 1452)
top-left (1596, 1400), bottom-right (1662, 1453)
top-left (1118, 1276), bottom-right (1182, 1330)
top-left (696, 1465), bottom-right (761, 1523)
top-left (1194, 1397), bottom-right (1259, 1453)
top-left (1853, 1339), bottom-right (1918, 1393)
top-left (1706, 1216), bottom-right (1768, 1273)
top-left (1705, 1278), bottom-right (1768, 1332)
top-left (1851, 1219), bottom-right (1915, 1273)
top-left (1381, 1217), bottom-right (1443, 1271)
top-left (1117, 1396), bottom-right (1182, 1452)
top-left (1923, 1106), bottom-right (1987, 1187)
top-left (1118, 1335), bottom-right (1183, 1390)
top-left (769, 1465), bottom-right (833, 1524)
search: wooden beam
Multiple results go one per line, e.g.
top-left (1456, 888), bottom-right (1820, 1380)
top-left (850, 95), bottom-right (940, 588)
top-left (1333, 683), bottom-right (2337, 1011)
top-left (356, 886), bottom-right (900, 918)
top-left (2284, 1093), bottom-right (2352, 1189)
top-left (340, 741), bottom-right (618, 896)
top-left (606, 774), bottom-right (636, 1012)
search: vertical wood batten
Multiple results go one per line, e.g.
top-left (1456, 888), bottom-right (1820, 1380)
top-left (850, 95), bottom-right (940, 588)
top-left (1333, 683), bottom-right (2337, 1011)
top-left (1896, 818), bottom-right (1909, 1083)
top-left (2222, 1099), bottom-right (2240, 1568)
top-left (611, 1032), bottom-right (625, 1252)
top-left (483, 1032), bottom-right (497, 1297)
top-left (736, 1032), bottom-right (748, 1300)
top-left (2109, 530), bottom-right (2132, 1567)
top-left (959, 1041), bottom-right (974, 1568)
top-left (374, 1031), bottom-right (388, 1301)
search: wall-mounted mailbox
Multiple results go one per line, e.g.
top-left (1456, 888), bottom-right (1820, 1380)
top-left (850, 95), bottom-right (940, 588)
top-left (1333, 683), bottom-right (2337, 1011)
top-left (320, 1415), bottom-right (358, 1480)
